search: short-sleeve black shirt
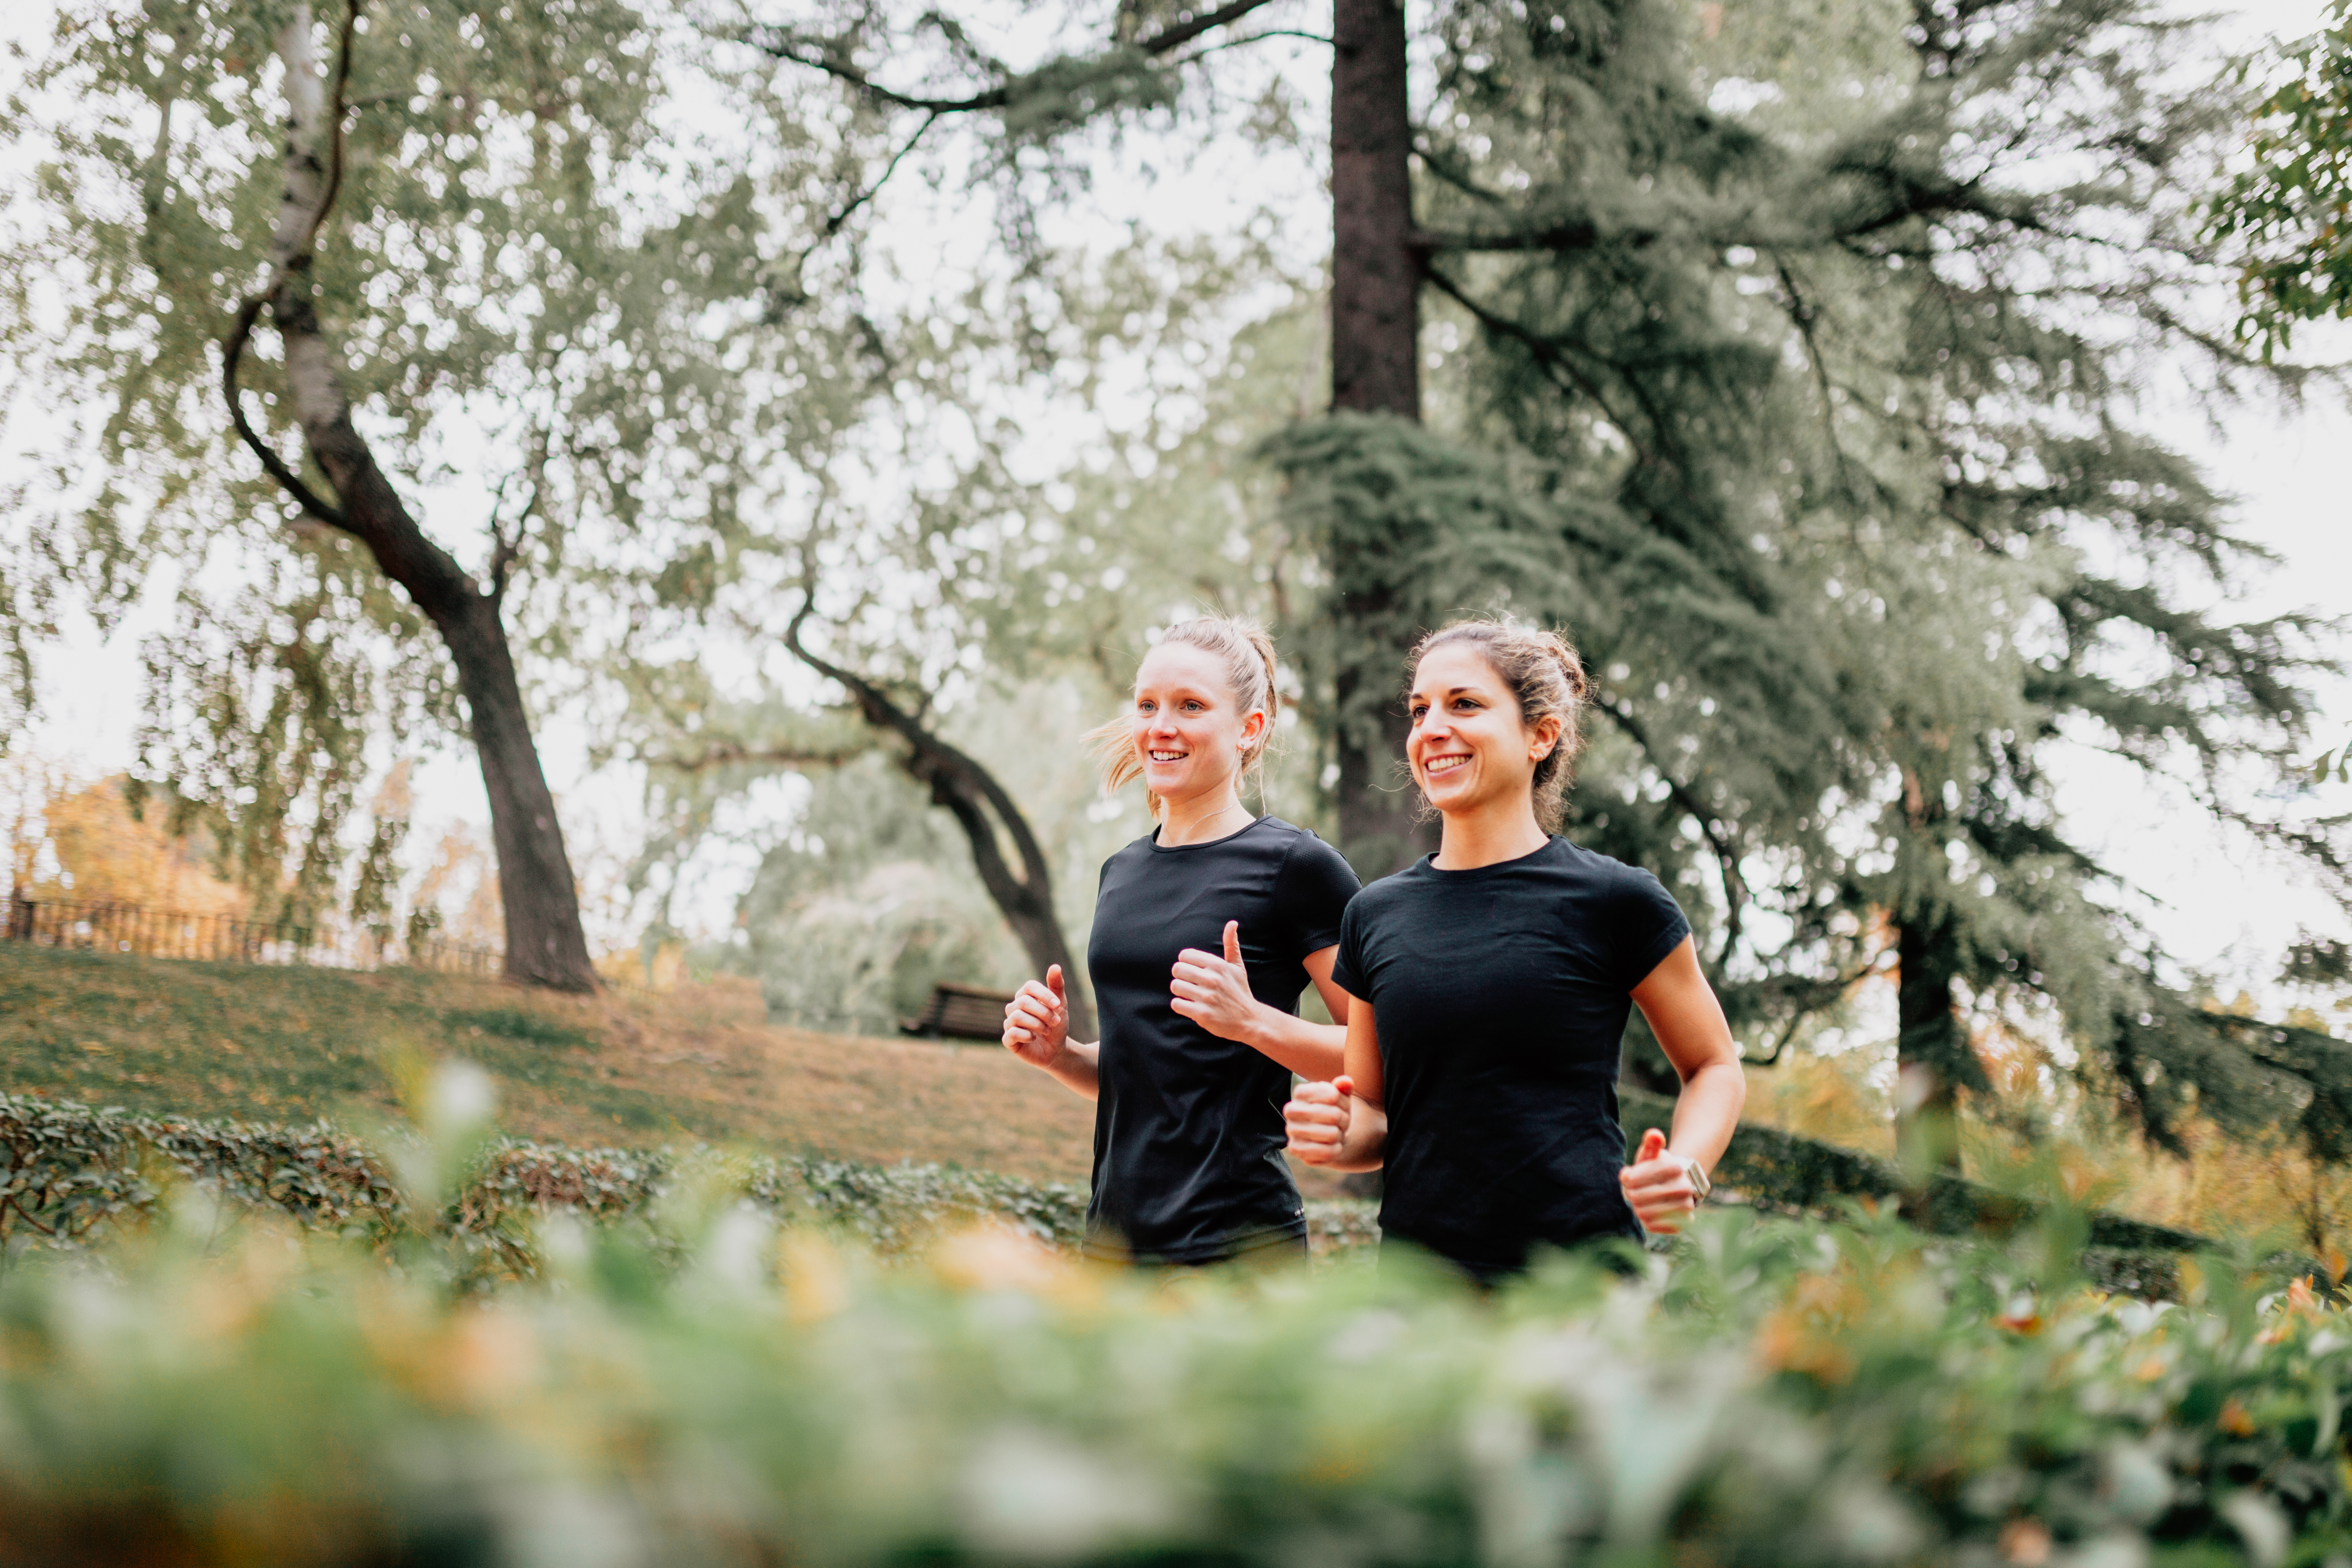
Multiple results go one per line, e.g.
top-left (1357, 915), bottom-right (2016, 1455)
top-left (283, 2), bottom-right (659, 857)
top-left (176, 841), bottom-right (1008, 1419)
top-left (1085, 815), bottom-right (1360, 1263)
top-left (1331, 836), bottom-right (1692, 1279)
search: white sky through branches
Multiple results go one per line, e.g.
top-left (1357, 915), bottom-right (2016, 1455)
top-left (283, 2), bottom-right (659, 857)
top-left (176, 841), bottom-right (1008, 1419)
top-left (4, 0), bottom-right (2346, 998)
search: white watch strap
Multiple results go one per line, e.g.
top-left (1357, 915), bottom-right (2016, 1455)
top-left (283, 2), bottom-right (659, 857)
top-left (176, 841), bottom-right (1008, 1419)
top-left (1679, 1155), bottom-right (1712, 1201)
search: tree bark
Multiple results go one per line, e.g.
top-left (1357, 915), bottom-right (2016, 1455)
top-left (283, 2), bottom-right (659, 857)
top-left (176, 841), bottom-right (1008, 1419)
top-left (784, 620), bottom-right (1096, 1039)
top-left (254, 7), bottom-right (596, 993)
top-left (1331, 0), bottom-right (1420, 422)
top-left (1329, 0), bottom-right (1431, 878)
top-left (1895, 911), bottom-right (1966, 1176)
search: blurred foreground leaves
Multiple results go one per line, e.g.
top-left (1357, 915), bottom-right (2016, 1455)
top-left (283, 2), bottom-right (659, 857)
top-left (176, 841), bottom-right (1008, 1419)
top-left (0, 1080), bottom-right (2343, 1565)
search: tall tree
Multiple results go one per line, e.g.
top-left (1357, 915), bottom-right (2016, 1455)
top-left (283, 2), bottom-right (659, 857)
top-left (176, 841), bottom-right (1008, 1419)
top-left (1323, 0), bottom-right (1429, 876)
top-left (233, 1), bottom-right (591, 988)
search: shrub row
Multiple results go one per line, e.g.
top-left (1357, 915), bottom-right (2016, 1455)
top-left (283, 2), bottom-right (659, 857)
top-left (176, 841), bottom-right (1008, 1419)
top-left (0, 1091), bottom-right (1387, 1264)
top-left (1617, 1085), bottom-right (2210, 1253)
top-left (0, 1088), bottom-right (1096, 1251)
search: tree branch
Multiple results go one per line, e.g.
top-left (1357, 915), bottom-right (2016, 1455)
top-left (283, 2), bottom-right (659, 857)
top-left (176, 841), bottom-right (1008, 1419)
top-left (779, 591), bottom-right (1094, 1034)
top-left (221, 0), bottom-right (363, 535)
top-left (781, 600), bottom-right (1056, 911)
top-left (1422, 265), bottom-right (1658, 468)
top-left (1410, 137), bottom-right (1510, 205)
top-left (483, 428), bottom-right (548, 606)
top-left (223, 297), bottom-right (351, 532)
top-left (1414, 217), bottom-right (1620, 253)
top-left (1127, 0), bottom-right (1289, 57)
top-left (746, 0), bottom-right (1284, 117)
top-left (1770, 253), bottom-right (1869, 503)
top-left (642, 739), bottom-right (873, 773)
top-left (817, 111), bottom-right (940, 242)
top-left (1169, 27), bottom-right (1333, 61)
top-left (1744, 950), bottom-right (1896, 1064)
top-left (1408, 167), bottom-right (2046, 258)
top-left (1591, 691), bottom-right (1751, 959)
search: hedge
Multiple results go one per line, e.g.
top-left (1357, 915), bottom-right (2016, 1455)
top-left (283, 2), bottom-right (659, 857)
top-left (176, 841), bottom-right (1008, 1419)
top-left (0, 1090), bottom-right (1400, 1269)
top-left (2, 1087), bottom-right (2200, 1292)
top-left (1616, 1085), bottom-right (2210, 1253)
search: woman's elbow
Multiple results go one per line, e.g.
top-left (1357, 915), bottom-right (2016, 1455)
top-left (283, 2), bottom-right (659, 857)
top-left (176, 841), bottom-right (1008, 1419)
top-left (1710, 1053), bottom-right (1748, 1111)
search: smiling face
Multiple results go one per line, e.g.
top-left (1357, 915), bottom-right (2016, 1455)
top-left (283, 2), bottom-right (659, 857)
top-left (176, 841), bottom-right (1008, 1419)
top-left (1407, 643), bottom-right (1563, 821)
top-left (1130, 641), bottom-right (1267, 811)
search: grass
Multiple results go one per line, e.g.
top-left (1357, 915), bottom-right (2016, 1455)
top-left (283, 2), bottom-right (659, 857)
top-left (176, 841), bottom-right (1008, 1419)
top-left (0, 944), bottom-right (1099, 1183)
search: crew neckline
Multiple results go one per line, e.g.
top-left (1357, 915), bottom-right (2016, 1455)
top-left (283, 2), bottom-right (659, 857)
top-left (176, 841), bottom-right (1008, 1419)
top-left (1150, 813), bottom-right (1271, 853)
top-left (1418, 834), bottom-right (1561, 878)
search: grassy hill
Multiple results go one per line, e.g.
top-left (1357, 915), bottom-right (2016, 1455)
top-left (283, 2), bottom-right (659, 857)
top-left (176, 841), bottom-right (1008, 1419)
top-left (6, 943), bottom-right (2280, 1245)
top-left (0, 944), bottom-right (1099, 1184)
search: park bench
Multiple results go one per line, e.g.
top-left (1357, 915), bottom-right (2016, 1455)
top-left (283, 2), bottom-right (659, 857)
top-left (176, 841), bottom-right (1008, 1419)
top-left (900, 982), bottom-right (1015, 1042)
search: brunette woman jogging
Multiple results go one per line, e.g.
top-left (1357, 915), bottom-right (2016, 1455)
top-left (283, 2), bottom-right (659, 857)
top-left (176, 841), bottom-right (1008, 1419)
top-left (1001, 616), bottom-right (1360, 1266)
top-left (1282, 618), bottom-right (1745, 1282)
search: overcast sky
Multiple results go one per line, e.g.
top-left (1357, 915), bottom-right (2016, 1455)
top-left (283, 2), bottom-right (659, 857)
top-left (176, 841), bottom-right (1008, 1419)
top-left (7, 0), bottom-right (2349, 991)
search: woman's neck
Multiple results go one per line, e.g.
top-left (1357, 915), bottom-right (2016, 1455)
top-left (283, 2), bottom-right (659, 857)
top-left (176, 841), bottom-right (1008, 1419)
top-left (1433, 799), bottom-right (1549, 870)
top-left (1159, 788), bottom-right (1252, 848)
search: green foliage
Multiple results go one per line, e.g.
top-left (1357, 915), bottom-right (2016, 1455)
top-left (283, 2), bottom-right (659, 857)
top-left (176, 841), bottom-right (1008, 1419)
top-left (0, 1065), bottom-right (2213, 1286)
top-left (0, 1087), bottom-right (1091, 1263)
top-left (0, 1156), bottom-right (2332, 1565)
top-left (0, 0), bottom-right (867, 910)
top-left (0, 1078), bottom-right (1390, 1273)
top-left (2211, 0), bottom-right (2352, 356)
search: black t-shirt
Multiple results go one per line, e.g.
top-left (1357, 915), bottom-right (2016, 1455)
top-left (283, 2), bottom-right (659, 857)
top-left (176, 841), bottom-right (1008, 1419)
top-left (1085, 815), bottom-right (1360, 1263)
top-left (1331, 836), bottom-right (1692, 1279)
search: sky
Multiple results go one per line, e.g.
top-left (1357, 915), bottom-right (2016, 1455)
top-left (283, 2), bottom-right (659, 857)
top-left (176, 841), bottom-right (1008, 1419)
top-left (6, 0), bottom-right (2350, 993)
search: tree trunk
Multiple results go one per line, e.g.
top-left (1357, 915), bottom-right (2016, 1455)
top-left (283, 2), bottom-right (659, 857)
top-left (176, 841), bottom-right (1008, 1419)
top-left (784, 624), bottom-right (1097, 1040)
top-left (1330, 0), bottom-right (1420, 422)
top-left (1328, 0), bottom-right (1431, 878)
top-left (1895, 912), bottom-right (1965, 1176)
top-left (259, 7), bottom-right (597, 993)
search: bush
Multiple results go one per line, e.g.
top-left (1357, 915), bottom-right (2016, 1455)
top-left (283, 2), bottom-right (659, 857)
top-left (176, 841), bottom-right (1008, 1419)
top-left (0, 1089), bottom-right (1389, 1274)
top-left (3, 1084), bottom-right (2206, 1285)
top-left (0, 1181), bottom-right (2332, 1567)
top-left (0, 1088), bottom-right (1102, 1262)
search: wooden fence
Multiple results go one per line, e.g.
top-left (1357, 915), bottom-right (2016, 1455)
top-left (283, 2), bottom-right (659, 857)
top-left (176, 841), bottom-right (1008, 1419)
top-left (2, 895), bottom-right (500, 977)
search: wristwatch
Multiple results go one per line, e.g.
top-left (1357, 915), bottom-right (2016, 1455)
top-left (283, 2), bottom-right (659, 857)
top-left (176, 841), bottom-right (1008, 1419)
top-left (1677, 1154), bottom-right (1712, 1202)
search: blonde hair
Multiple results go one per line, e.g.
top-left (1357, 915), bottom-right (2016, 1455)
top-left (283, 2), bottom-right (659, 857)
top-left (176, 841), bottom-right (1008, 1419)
top-left (1088, 615), bottom-right (1281, 819)
top-left (1409, 616), bottom-right (1590, 831)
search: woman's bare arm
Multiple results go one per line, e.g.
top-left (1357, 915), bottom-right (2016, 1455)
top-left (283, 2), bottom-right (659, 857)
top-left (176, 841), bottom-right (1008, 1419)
top-left (1619, 936), bottom-right (1745, 1232)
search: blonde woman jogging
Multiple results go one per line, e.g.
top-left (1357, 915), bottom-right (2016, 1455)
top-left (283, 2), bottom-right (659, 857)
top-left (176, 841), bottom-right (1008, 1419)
top-left (1001, 616), bottom-right (1360, 1266)
top-left (1283, 618), bottom-right (1745, 1283)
